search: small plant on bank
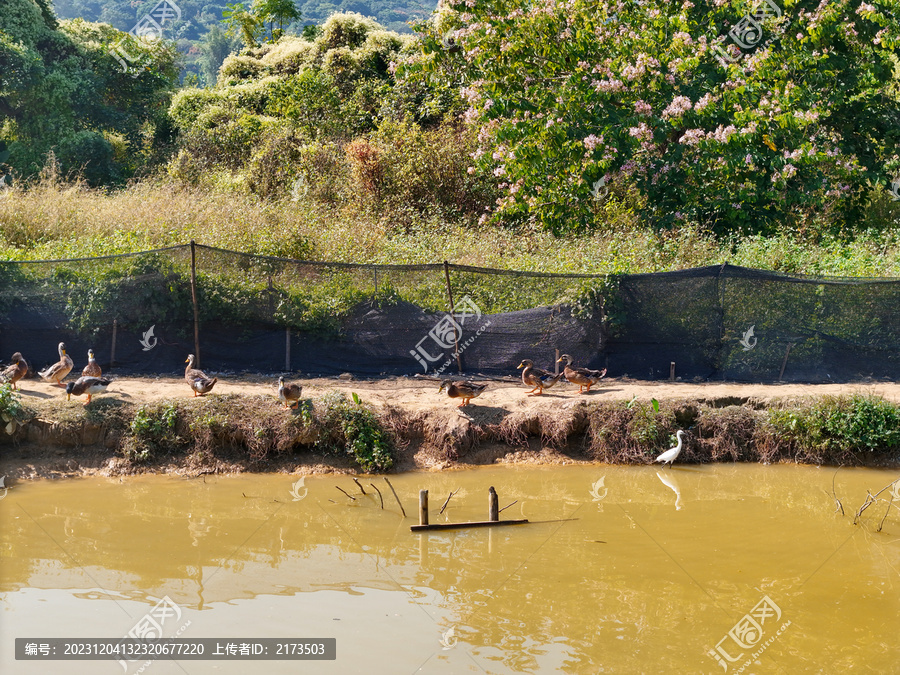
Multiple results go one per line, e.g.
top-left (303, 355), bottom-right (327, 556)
top-left (316, 391), bottom-right (394, 471)
top-left (0, 384), bottom-right (33, 435)
top-left (123, 403), bottom-right (180, 462)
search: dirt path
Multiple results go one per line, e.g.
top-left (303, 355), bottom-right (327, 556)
top-left (13, 373), bottom-right (900, 414)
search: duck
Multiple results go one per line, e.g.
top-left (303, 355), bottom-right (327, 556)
top-left (185, 354), bottom-right (217, 396)
top-left (517, 359), bottom-right (563, 395)
top-left (557, 354), bottom-right (607, 393)
top-left (656, 430), bottom-right (685, 467)
top-left (65, 376), bottom-right (112, 405)
top-left (438, 379), bottom-right (488, 407)
top-left (38, 342), bottom-right (74, 387)
top-left (82, 349), bottom-right (102, 378)
top-left (278, 376), bottom-right (303, 409)
top-left (0, 352), bottom-right (28, 389)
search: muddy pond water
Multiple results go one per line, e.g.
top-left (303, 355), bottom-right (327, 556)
top-left (1, 465), bottom-right (898, 674)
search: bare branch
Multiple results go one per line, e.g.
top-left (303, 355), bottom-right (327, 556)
top-left (498, 500), bottom-right (518, 514)
top-left (335, 486), bottom-right (356, 501)
top-left (352, 477), bottom-right (367, 495)
top-left (369, 483), bottom-right (384, 509)
top-left (439, 489), bottom-right (460, 515)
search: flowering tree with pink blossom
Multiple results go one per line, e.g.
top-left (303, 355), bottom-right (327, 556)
top-left (419, 0), bottom-right (900, 234)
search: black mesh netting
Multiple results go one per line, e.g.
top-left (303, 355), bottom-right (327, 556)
top-left (2, 246), bottom-right (899, 382)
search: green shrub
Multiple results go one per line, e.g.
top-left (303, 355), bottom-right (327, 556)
top-left (767, 395), bottom-right (900, 461)
top-left (316, 391), bottom-right (394, 471)
top-left (125, 403), bottom-right (180, 461)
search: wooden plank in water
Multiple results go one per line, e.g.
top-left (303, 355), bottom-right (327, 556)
top-left (411, 519), bottom-right (528, 532)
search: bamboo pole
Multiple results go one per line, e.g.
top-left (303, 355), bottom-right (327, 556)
top-left (419, 490), bottom-right (429, 526)
top-left (443, 260), bottom-right (463, 375)
top-left (190, 240), bottom-right (200, 368)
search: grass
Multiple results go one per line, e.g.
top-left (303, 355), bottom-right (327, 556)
top-left (3, 180), bottom-right (900, 277)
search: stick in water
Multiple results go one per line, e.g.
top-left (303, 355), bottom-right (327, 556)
top-left (352, 477), bottom-right (367, 495)
top-left (439, 489), bottom-right (459, 515)
top-left (369, 483), bottom-right (384, 509)
top-left (498, 500), bottom-right (518, 514)
top-left (383, 477), bottom-right (407, 517)
top-left (335, 486), bottom-right (356, 501)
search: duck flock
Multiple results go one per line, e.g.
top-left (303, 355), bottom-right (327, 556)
top-left (0, 346), bottom-right (686, 464)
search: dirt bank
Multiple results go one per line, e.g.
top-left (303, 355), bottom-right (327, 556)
top-left (2, 374), bottom-right (900, 481)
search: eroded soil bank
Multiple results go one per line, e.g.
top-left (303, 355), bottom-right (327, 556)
top-left (2, 375), bottom-right (900, 480)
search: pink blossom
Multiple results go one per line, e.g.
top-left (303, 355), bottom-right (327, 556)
top-left (680, 129), bottom-right (706, 146)
top-left (694, 93), bottom-right (714, 112)
top-left (583, 134), bottom-right (603, 150)
top-left (711, 125), bottom-right (736, 143)
top-left (629, 123), bottom-right (653, 141)
top-left (662, 96), bottom-right (692, 120)
top-left (634, 100), bottom-right (652, 116)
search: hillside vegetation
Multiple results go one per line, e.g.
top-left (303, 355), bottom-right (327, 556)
top-left (2, 1), bottom-right (900, 278)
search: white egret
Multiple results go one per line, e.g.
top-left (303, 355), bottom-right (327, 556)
top-left (655, 430), bottom-right (685, 467)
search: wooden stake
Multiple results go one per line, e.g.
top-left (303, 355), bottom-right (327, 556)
top-left (369, 483), bottom-right (384, 509)
top-left (352, 477), bottom-right (367, 495)
top-left (285, 328), bottom-right (290, 372)
top-left (110, 318), bottom-right (117, 369)
top-left (778, 343), bottom-right (794, 381)
top-left (669, 362), bottom-right (675, 381)
top-left (443, 260), bottom-right (463, 375)
top-left (190, 240), bottom-right (200, 369)
top-left (384, 477), bottom-right (406, 517)
top-left (419, 489), bottom-right (429, 526)
top-left (488, 486), bottom-right (499, 522)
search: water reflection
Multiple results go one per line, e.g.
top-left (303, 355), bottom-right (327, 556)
top-left (656, 471), bottom-right (683, 510)
top-left (1, 466), bottom-right (899, 673)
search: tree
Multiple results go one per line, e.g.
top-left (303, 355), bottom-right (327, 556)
top-left (0, 0), bottom-right (179, 184)
top-left (199, 25), bottom-right (238, 85)
top-left (223, 2), bottom-right (262, 48)
top-left (426, 0), bottom-right (900, 235)
top-left (251, 0), bottom-right (300, 41)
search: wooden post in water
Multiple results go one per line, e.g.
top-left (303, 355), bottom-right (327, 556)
top-left (488, 486), bottom-right (499, 522)
top-left (110, 318), bottom-right (117, 369)
top-left (190, 240), bottom-right (200, 368)
top-left (670, 362), bottom-right (675, 381)
top-left (555, 348), bottom-right (560, 376)
top-left (419, 490), bottom-right (429, 526)
top-left (443, 260), bottom-right (463, 375)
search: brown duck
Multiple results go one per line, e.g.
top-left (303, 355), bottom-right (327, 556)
top-left (39, 342), bottom-right (74, 387)
top-left (517, 359), bottom-right (563, 395)
top-left (185, 354), bottom-right (217, 396)
top-left (82, 349), bottom-right (102, 378)
top-left (557, 354), bottom-right (607, 393)
top-left (278, 376), bottom-right (303, 409)
top-left (0, 352), bottom-right (28, 389)
top-left (438, 379), bottom-right (488, 407)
